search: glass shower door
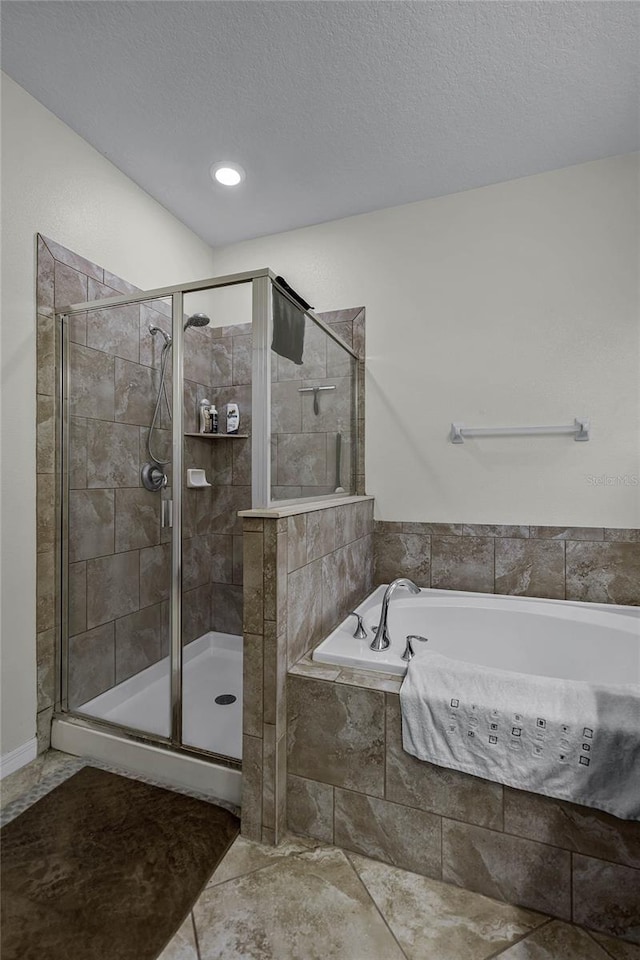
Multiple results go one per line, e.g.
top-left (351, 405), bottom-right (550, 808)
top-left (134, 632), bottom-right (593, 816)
top-left (179, 285), bottom-right (251, 761)
top-left (63, 296), bottom-right (174, 739)
top-left (270, 286), bottom-right (357, 502)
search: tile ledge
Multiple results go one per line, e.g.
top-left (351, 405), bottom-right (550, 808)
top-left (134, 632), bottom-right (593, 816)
top-left (239, 495), bottom-right (373, 519)
top-left (288, 655), bottom-right (403, 693)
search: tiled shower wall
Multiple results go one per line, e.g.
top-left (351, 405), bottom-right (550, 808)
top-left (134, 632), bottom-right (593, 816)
top-left (35, 235), bottom-right (250, 748)
top-left (241, 497), bottom-right (374, 844)
top-left (185, 321), bottom-right (253, 638)
top-left (271, 308), bottom-right (365, 500)
top-left (36, 234), bottom-right (169, 744)
top-left (374, 522), bottom-right (640, 604)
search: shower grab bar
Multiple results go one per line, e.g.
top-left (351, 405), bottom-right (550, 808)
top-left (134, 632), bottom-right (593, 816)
top-left (298, 386), bottom-right (336, 393)
top-left (450, 418), bottom-right (590, 444)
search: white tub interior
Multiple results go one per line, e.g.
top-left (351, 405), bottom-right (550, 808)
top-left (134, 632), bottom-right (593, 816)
top-left (313, 586), bottom-right (640, 684)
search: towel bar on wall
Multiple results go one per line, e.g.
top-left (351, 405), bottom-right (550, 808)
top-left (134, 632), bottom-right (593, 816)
top-left (450, 418), bottom-right (590, 444)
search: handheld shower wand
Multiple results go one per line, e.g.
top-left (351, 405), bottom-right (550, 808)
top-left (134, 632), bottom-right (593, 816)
top-left (142, 314), bottom-right (211, 490)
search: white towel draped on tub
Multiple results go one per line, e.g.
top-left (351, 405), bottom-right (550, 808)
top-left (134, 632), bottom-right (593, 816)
top-left (400, 651), bottom-right (640, 820)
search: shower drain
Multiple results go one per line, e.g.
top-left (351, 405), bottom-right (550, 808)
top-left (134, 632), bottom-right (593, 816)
top-left (215, 694), bottom-right (237, 706)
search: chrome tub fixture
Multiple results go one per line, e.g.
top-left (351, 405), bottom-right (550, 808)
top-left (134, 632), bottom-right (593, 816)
top-left (401, 635), bottom-right (429, 662)
top-left (370, 578), bottom-right (420, 652)
top-left (346, 611), bottom-right (367, 639)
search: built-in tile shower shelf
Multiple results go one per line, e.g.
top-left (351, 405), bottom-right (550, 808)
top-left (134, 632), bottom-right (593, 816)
top-left (184, 433), bottom-right (249, 439)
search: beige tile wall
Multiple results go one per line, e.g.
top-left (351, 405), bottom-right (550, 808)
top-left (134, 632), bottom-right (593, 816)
top-left (241, 498), bottom-right (374, 844)
top-left (285, 666), bottom-right (640, 943)
top-left (185, 322), bottom-right (253, 637)
top-left (374, 522), bottom-right (640, 604)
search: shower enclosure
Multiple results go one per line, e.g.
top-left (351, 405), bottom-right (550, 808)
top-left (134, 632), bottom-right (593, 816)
top-left (53, 269), bottom-right (358, 802)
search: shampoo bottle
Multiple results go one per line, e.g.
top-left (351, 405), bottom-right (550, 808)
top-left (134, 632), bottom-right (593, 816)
top-left (226, 402), bottom-right (240, 434)
top-left (209, 404), bottom-right (219, 434)
top-left (199, 398), bottom-right (211, 434)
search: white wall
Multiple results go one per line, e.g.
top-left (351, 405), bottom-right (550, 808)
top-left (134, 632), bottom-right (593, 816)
top-left (212, 154), bottom-right (640, 529)
top-left (0, 74), bottom-right (217, 757)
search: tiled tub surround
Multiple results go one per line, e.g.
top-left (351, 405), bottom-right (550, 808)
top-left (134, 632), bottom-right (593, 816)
top-left (286, 666), bottom-right (640, 943)
top-left (271, 307), bottom-right (365, 500)
top-left (241, 497), bottom-right (374, 844)
top-left (374, 522), bottom-right (640, 605)
top-left (36, 235), bottom-right (252, 748)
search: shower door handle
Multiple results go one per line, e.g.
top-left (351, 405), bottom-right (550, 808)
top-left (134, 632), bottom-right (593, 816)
top-left (161, 499), bottom-right (173, 528)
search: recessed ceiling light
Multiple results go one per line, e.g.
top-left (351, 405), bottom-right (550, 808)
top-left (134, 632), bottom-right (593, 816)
top-left (210, 162), bottom-right (245, 187)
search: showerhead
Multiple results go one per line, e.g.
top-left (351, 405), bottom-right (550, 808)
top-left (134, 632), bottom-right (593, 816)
top-left (148, 314), bottom-right (210, 344)
top-left (184, 313), bottom-right (210, 330)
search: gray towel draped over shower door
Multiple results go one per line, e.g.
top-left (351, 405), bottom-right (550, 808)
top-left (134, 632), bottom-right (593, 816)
top-left (271, 285), bottom-right (306, 365)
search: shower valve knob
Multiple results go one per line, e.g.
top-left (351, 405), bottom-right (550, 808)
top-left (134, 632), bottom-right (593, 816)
top-left (141, 462), bottom-right (167, 492)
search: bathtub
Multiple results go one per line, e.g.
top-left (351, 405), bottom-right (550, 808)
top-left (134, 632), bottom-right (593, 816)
top-left (313, 586), bottom-right (640, 685)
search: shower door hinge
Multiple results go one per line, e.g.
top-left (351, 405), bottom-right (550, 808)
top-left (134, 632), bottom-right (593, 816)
top-left (161, 499), bottom-right (173, 528)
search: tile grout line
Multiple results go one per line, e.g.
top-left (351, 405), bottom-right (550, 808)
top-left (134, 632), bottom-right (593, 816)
top-left (331, 784), bottom-right (336, 844)
top-left (570, 850), bottom-right (574, 924)
top-left (190, 910), bottom-right (202, 960)
top-left (342, 850), bottom-right (412, 960)
top-left (492, 535), bottom-right (496, 593)
top-left (582, 927), bottom-right (627, 960)
top-left (289, 766), bottom-right (637, 871)
top-left (204, 841), bottom-right (325, 890)
top-left (482, 916), bottom-right (555, 960)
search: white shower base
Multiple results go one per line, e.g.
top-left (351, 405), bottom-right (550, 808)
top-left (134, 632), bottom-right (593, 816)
top-left (51, 719), bottom-right (242, 805)
top-left (78, 631), bottom-right (243, 759)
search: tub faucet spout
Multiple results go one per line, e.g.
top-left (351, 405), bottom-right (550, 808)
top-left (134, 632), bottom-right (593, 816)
top-left (370, 578), bottom-right (421, 652)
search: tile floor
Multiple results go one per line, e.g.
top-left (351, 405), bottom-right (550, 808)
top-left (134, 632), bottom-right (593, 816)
top-left (2, 752), bottom-right (639, 960)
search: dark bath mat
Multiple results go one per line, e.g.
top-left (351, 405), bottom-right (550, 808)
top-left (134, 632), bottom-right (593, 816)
top-left (0, 765), bottom-right (239, 960)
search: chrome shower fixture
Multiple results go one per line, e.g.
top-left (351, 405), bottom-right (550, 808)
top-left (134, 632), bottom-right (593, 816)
top-left (143, 313), bottom-right (212, 484)
top-left (184, 312), bottom-right (210, 330)
top-left (148, 313), bottom-right (210, 347)
top-left (149, 325), bottom-right (172, 346)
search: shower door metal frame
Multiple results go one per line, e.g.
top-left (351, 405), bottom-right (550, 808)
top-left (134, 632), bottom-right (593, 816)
top-left (251, 276), bottom-right (271, 507)
top-left (55, 266), bottom-right (358, 766)
top-left (170, 290), bottom-right (184, 746)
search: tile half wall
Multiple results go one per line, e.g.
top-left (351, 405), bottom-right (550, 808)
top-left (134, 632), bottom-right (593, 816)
top-left (241, 497), bottom-right (374, 844)
top-left (286, 667), bottom-right (640, 944)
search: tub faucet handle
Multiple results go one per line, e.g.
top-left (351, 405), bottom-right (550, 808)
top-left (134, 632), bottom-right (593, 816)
top-left (401, 635), bottom-right (429, 662)
top-left (347, 612), bottom-right (367, 640)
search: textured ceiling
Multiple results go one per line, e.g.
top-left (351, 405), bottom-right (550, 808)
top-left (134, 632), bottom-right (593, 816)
top-left (2, 1), bottom-right (639, 246)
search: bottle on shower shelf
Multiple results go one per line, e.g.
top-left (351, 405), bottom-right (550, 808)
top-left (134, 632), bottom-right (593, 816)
top-left (209, 403), bottom-right (219, 434)
top-left (199, 398), bottom-right (211, 434)
top-left (225, 402), bottom-right (240, 434)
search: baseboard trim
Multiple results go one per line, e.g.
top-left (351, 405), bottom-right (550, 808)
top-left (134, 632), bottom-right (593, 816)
top-left (0, 737), bottom-right (38, 780)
